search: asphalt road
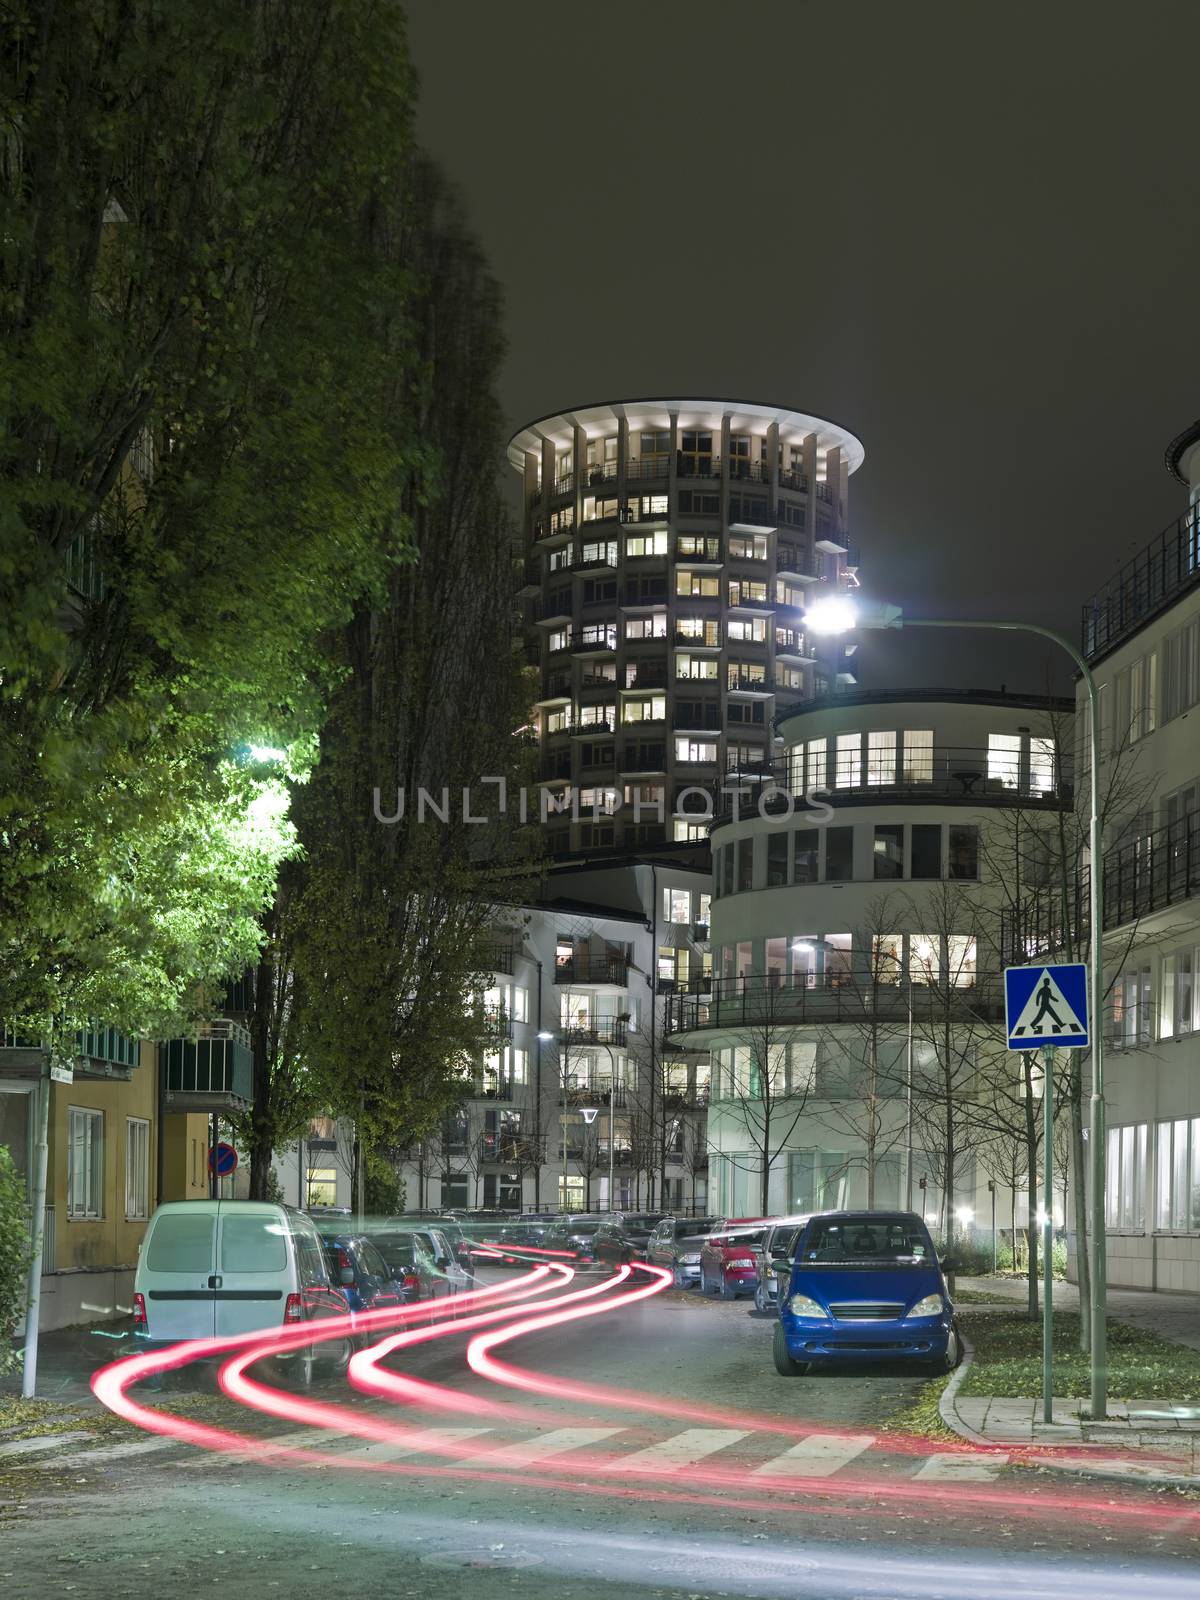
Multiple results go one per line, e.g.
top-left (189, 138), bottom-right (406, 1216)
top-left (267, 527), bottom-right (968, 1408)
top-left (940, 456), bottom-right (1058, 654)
top-left (2, 1266), bottom-right (1198, 1600)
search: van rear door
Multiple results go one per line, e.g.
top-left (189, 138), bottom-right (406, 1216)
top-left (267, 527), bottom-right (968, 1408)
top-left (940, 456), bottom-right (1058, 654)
top-left (141, 1208), bottom-right (218, 1342)
top-left (214, 1205), bottom-right (294, 1337)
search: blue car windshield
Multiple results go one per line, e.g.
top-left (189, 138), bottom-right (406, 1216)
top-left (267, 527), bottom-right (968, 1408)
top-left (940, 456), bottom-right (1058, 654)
top-left (800, 1218), bottom-right (930, 1265)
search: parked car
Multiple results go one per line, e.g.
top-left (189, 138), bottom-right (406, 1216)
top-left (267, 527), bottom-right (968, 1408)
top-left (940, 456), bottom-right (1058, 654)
top-left (320, 1233), bottom-right (413, 1318)
top-left (594, 1214), bottom-right (670, 1267)
top-left (774, 1210), bottom-right (961, 1377)
top-left (542, 1215), bottom-right (607, 1263)
top-left (370, 1229), bottom-right (458, 1318)
top-left (376, 1215), bottom-right (477, 1286)
top-left (389, 1225), bottom-right (471, 1298)
top-left (753, 1214), bottom-right (811, 1313)
top-left (133, 1200), bottom-right (353, 1386)
top-left (699, 1217), bottom-right (771, 1299)
top-left (645, 1216), bottom-right (724, 1286)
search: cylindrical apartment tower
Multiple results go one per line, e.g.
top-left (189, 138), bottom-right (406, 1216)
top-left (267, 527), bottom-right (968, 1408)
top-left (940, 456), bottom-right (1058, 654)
top-left (508, 398), bottom-right (865, 857)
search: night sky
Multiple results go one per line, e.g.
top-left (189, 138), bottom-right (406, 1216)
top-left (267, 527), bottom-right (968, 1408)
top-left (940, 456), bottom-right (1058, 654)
top-left (406, 1), bottom-right (1200, 695)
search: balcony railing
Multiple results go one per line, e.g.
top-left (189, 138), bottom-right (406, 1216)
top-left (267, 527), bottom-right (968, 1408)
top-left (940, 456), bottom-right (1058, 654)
top-left (561, 1018), bottom-right (629, 1045)
top-left (708, 745), bottom-right (1074, 823)
top-left (1002, 807), bottom-right (1200, 959)
top-left (583, 460), bottom-right (619, 486)
top-left (776, 543), bottom-right (815, 574)
top-left (560, 1079), bottom-right (629, 1110)
top-left (778, 469), bottom-right (810, 493)
top-left (1082, 503), bottom-right (1200, 661)
top-left (1, 1019), bottom-right (140, 1073)
top-left (469, 1075), bottom-right (514, 1101)
top-left (661, 1085), bottom-right (711, 1110)
top-left (555, 955), bottom-right (630, 987)
top-left (626, 458), bottom-right (669, 482)
top-left (666, 974), bottom-right (1005, 1037)
top-left (161, 1019), bottom-right (252, 1109)
top-left (482, 1007), bottom-right (512, 1040)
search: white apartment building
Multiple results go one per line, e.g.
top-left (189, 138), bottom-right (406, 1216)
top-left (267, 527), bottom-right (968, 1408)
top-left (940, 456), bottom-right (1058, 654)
top-left (666, 690), bottom-right (1074, 1237)
top-left (397, 854), bottom-right (713, 1215)
top-left (1072, 420), bottom-right (1200, 1290)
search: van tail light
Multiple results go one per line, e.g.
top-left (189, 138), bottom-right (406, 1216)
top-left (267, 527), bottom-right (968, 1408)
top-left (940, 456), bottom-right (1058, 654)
top-left (132, 1292), bottom-right (147, 1332)
top-left (402, 1272), bottom-right (420, 1294)
top-left (283, 1292), bottom-right (303, 1324)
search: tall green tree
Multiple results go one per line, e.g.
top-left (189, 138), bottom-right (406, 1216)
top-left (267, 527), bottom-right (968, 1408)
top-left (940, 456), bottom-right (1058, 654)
top-left (0, 0), bottom-right (420, 1037)
top-left (276, 162), bottom-right (537, 1198)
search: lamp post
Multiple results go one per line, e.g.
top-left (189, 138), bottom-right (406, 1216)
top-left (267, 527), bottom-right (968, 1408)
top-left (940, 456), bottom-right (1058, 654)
top-left (537, 1029), bottom-right (561, 1211)
top-left (804, 596), bottom-right (1108, 1419)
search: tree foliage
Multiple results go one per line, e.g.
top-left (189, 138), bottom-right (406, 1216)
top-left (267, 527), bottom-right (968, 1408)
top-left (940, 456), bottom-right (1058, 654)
top-left (0, 0), bottom-right (421, 1036)
top-left (0, 1147), bottom-right (32, 1370)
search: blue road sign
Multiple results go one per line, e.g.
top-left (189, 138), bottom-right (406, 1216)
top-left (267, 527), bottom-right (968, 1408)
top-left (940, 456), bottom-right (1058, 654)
top-left (208, 1141), bottom-right (238, 1177)
top-left (1004, 963), bottom-right (1089, 1051)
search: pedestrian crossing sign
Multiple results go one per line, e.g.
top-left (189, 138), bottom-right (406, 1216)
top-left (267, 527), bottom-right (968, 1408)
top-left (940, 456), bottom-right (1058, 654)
top-left (1004, 963), bottom-right (1089, 1050)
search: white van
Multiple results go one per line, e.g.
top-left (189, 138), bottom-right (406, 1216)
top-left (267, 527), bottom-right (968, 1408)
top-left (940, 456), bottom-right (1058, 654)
top-left (133, 1201), bottom-right (353, 1382)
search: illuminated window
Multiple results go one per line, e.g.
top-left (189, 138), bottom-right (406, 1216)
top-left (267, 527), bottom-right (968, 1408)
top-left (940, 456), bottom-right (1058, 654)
top-left (664, 888), bottom-right (692, 923)
top-left (727, 617), bottom-right (767, 643)
top-left (626, 529), bottom-right (668, 557)
top-left (675, 653), bottom-right (719, 680)
top-left (1029, 737), bottom-right (1057, 794)
top-left (622, 695), bottom-right (666, 723)
top-left (676, 570), bottom-right (720, 598)
top-left (675, 736), bottom-right (717, 763)
top-left (867, 731), bottom-right (896, 785)
top-left (834, 733), bottom-right (861, 788)
top-left (987, 733), bottom-right (1021, 788)
top-left (1105, 1124), bottom-right (1147, 1229)
top-left (306, 1167), bottom-right (337, 1207)
top-left (806, 738), bottom-right (827, 792)
top-left (626, 612), bottom-right (667, 640)
top-left (545, 707), bottom-right (568, 734)
top-left (902, 729), bottom-right (934, 782)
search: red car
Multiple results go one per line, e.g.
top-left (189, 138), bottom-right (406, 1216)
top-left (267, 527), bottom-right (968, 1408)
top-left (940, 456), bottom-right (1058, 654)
top-left (699, 1217), bottom-right (771, 1299)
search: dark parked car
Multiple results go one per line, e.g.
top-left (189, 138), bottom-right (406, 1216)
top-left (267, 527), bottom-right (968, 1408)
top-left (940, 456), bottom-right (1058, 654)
top-left (370, 1230), bottom-right (458, 1320)
top-left (645, 1217), bottom-right (724, 1286)
top-left (376, 1215), bottom-right (477, 1286)
top-left (753, 1215), bottom-right (811, 1313)
top-left (542, 1215), bottom-right (607, 1263)
top-left (594, 1213), bottom-right (670, 1267)
top-left (320, 1234), bottom-right (412, 1319)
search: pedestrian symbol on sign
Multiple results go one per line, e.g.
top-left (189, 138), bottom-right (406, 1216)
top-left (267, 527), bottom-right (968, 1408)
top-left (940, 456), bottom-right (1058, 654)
top-left (1004, 963), bottom-right (1090, 1051)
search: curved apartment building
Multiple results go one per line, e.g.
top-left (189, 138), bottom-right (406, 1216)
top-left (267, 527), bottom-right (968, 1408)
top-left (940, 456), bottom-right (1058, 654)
top-left (509, 398), bottom-right (865, 856)
top-left (665, 689), bottom-right (1074, 1228)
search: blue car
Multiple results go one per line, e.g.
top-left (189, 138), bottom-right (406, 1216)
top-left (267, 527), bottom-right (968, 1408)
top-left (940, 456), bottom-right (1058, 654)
top-left (774, 1210), bottom-right (961, 1377)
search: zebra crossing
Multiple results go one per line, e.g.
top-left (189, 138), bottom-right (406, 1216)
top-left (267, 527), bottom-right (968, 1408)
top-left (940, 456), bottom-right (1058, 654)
top-left (5, 1419), bottom-right (1010, 1484)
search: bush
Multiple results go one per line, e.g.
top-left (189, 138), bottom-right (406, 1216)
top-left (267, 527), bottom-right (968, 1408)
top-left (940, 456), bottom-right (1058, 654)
top-left (0, 1147), bottom-right (32, 1373)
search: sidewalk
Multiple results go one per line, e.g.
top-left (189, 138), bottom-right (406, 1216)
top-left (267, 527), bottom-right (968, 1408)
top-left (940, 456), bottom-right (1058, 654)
top-left (941, 1275), bottom-right (1200, 1486)
top-left (2, 1322), bottom-right (145, 1407)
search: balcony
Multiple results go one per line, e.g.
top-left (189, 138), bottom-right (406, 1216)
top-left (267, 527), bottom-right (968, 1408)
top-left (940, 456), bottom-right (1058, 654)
top-left (561, 1018), bottom-right (629, 1046)
top-left (559, 1079), bottom-right (629, 1110)
top-left (1, 1019), bottom-right (141, 1080)
top-left (665, 974), bottom-right (1005, 1039)
top-left (726, 674), bottom-right (774, 694)
top-left (626, 458), bottom-right (669, 483)
top-left (675, 538), bottom-right (722, 564)
top-left (661, 1084), bottom-right (711, 1110)
top-left (711, 745), bottom-right (1074, 823)
top-left (555, 955), bottom-right (630, 987)
top-left (776, 543), bottom-right (816, 577)
top-left (583, 460), bottom-right (619, 487)
top-left (567, 718), bottom-right (615, 737)
top-left (483, 1007), bottom-right (513, 1041)
top-left (778, 469), bottom-right (809, 494)
top-left (478, 1131), bottom-right (534, 1163)
top-left (623, 662), bottom-right (668, 689)
top-left (571, 628), bottom-right (618, 654)
top-left (674, 630), bottom-right (721, 649)
top-left (161, 1019), bottom-right (253, 1114)
top-left (1082, 502), bottom-right (1200, 661)
top-left (469, 1074), bottom-right (514, 1101)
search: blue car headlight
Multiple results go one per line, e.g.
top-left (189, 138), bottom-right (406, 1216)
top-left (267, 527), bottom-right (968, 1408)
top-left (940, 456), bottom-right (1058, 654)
top-left (787, 1293), bottom-right (829, 1319)
top-left (908, 1293), bottom-right (945, 1318)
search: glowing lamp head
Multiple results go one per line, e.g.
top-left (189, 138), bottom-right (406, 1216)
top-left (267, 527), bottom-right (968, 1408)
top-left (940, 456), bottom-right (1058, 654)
top-left (791, 940), bottom-right (815, 955)
top-left (955, 1206), bottom-right (974, 1225)
top-left (802, 596), bottom-right (858, 635)
top-left (536, 1030), bottom-right (555, 1042)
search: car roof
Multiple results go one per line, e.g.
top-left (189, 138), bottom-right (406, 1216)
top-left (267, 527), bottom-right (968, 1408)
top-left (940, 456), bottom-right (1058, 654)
top-left (804, 1210), bottom-right (927, 1226)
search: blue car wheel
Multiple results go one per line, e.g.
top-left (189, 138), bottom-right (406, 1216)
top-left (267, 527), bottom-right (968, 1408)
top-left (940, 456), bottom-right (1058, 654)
top-left (773, 1323), bottom-right (808, 1376)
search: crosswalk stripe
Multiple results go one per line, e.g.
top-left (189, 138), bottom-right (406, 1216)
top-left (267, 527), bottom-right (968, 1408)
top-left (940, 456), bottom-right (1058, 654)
top-left (914, 1451), bottom-right (1008, 1481)
top-left (336, 1427), bottom-right (494, 1465)
top-left (0, 1431), bottom-right (96, 1458)
top-left (617, 1428), bottom-right (749, 1473)
top-left (456, 1427), bottom-right (623, 1469)
top-left (36, 1437), bottom-right (175, 1469)
top-left (753, 1433), bottom-right (875, 1477)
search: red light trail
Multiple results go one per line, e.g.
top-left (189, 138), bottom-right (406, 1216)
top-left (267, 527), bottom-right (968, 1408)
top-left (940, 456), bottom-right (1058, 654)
top-left (90, 1259), bottom-right (1198, 1531)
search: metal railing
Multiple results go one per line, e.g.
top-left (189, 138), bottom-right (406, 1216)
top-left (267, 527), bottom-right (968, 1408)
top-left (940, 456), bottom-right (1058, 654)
top-left (561, 1019), bottom-right (629, 1045)
top-left (707, 744), bottom-right (1073, 821)
top-left (778, 469), bottom-right (810, 493)
top-left (560, 1079), bottom-right (629, 1110)
top-left (1081, 503), bottom-right (1200, 660)
top-left (469, 1076), bottom-right (514, 1102)
top-left (1002, 807), bottom-right (1200, 958)
top-left (665, 973), bottom-right (1005, 1035)
top-left (555, 956), bottom-right (630, 987)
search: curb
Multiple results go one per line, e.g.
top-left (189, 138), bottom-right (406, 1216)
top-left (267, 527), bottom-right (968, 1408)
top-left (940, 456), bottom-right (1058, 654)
top-left (939, 1329), bottom-right (1200, 1491)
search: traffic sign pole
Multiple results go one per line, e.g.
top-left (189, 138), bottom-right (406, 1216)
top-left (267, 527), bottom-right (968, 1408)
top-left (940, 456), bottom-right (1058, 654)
top-left (1042, 1045), bottom-right (1055, 1425)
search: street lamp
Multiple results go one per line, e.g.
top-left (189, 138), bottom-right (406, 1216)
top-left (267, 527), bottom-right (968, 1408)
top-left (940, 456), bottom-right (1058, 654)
top-left (805, 595), bottom-right (1109, 1417)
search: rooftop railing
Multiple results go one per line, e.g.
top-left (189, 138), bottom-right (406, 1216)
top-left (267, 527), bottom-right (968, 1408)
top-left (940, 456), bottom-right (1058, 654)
top-left (665, 973), bottom-right (1005, 1036)
top-left (1081, 503), bottom-right (1200, 660)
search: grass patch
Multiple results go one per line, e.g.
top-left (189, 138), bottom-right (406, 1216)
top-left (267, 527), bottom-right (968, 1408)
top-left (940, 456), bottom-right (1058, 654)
top-left (958, 1308), bottom-right (1200, 1401)
top-left (879, 1374), bottom-right (959, 1443)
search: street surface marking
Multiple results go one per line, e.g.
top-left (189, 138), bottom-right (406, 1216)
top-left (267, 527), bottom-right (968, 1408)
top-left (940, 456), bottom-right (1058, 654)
top-left (0, 1430), bottom-right (96, 1458)
top-left (914, 1451), bottom-right (1009, 1482)
top-left (337, 1427), bottom-right (494, 1465)
top-left (35, 1437), bottom-right (175, 1469)
top-left (457, 1427), bottom-right (623, 1469)
top-left (617, 1428), bottom-right (750, 1473)
top-left (753, 1433), bottom-right (875, 1477)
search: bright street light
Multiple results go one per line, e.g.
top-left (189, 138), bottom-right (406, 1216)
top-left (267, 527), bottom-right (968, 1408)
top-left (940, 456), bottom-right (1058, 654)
top-left (801, 595), bottom-right (858, 634)
top-left (955, 1206), bottom-right (975, 1225)
top-left (536, 1030), bottom-right (555, 1042)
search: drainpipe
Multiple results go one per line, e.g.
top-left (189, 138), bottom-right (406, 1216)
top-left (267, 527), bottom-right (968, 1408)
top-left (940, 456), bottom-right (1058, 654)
top-left (22, 1054), bottom-right (52, 1398)
top-left (649, 865), bottom-right (658, 1211)
top-left (534, 958), bottom-right (544, 1210)
top-left (154, 1045), bottom-right (166, 1208)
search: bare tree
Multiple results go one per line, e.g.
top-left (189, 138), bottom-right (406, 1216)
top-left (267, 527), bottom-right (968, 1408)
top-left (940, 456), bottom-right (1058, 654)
top-left (717, 981), bottom-right (815, 1217)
